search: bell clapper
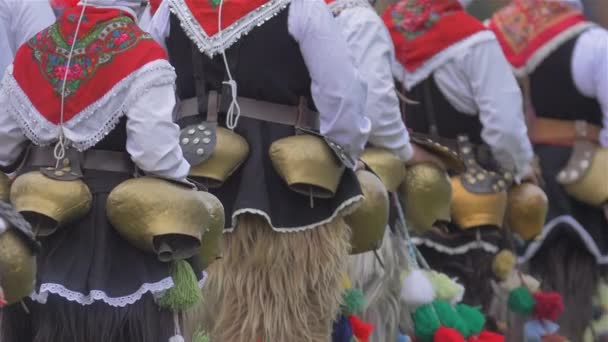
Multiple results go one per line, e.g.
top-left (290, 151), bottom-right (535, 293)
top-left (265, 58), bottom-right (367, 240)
top-left (373, 249), bottom-right (385, 270)
top-left (0, 285), bottom-right (5, 307)
top-left (603, 203), bottom-right (608, 222)
top-left (20, 299), bottom-right (30, 314)
top-left (309, 187), bottom-right (314, 209)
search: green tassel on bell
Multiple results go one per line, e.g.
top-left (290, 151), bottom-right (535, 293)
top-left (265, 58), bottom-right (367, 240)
top-left (342, 288), bottom-right (366, 315)
top-left (508, 286), bottom-right (536, 316)
top-left (192, 329), bottom-right (211, 342)
top-left (456, 304), bottom-right (486, 337)
top-left (157, 260), bottom-right (202, 311)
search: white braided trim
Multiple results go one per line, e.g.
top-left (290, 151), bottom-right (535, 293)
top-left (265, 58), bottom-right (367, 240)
top-left (2, 59), bottom-right (176, 152)
top-left (402, 31), bottom-right (496, 90)
top-left (169, 0), bottom-right (291, 57)
top-left (29, 270), bottom-right (209, 307)
top-left (411, 236), bottom-right (499, 255)
top-left (224, 194), bottom-right (364, 233)
top-left (328, 0), bottom-right (370, 16)
top-left (518, 215), bottom-right (608, 265)
top-left (512, 22), bottom-right (596, 77)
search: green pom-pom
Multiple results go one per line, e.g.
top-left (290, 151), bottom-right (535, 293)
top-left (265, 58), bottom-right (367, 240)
top-left (508, 286), bottom-right (536, 316)
top-left (342, 288), bottom-right (365, 315)
top-left (157, 260), bottom-right (202, 311)
top-left (412, 303), bottom-right (441, 342)
top-left (456, 304), bottom-right (486, 337)
top-left (192, 329), bottom-right (211, 342)
top-left (433, 300), bottom-right (469, 337)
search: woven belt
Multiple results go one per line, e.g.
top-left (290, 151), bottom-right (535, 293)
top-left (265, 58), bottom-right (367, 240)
top-left (530, 118), bottom-right (601, 146)
top-left (177, 94), bottom-right (320, 130)
top-left (25, 146), bottom-right (133, 174)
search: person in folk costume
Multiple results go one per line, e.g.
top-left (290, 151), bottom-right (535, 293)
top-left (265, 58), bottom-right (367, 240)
top-left (0, 0), bottom-right (217, 341)
top-left (0, 0), bottom-right (54, 73)
top-left (147, 0), bottom-right (371, 341)
top-left (383, 0), bottom-right (538, 318)
top-left (321, 0), bottom-right (450, 341)
top-left (488, 0), bottom-right (608, 339)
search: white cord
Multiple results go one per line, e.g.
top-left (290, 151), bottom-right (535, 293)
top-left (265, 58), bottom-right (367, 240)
top-left (54, 0), bottom-right (89, 164)
top-left (217, 0), bottom-right (241, 130)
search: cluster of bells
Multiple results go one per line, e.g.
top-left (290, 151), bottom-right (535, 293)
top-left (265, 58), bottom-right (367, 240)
top-left (1, 130), bottom-right (607, 306)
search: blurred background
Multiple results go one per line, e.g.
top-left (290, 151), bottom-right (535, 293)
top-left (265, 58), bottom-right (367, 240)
top-left (375, 0), bottom-right (608, 27)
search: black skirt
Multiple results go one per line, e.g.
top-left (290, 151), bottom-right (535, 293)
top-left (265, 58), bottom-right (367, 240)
top-left (209, 117), bottom-right (363, 232)
top-left (518, 144), bottom-right (608, 264)
top-left (1, 169), bottom-right (204, 342)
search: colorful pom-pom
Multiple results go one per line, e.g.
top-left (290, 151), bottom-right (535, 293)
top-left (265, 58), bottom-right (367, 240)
top-left (427, 271), bottom-right (465, 304)
top-left (433, 300), bottom-right (469, 337)
top-left (532, 291), bottom-right (564, 321)
top-left (413, 304), bottom-right (441, 342)
top-left (492, 250), bottom-right (516, 281)
top-left (343, 288), bottom-right (366, 315)
top-left (456, 304), bottom-right (486, 337)
top-left (468, 331), bottom-right (505, 342)
top-left (508, 286), bottom-right (536, 316)
top-left (434, 326), bottom-right (465, 342)
top-left (349, 315), bottom-right (374, 342)
top-left (402, 270), bottom-right (436, 307)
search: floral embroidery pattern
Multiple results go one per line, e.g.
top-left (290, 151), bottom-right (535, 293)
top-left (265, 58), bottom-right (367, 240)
top-left (28, 16), bottom-right (151, 98)
top-left (390, 0), bottom-right (460, 41)
top-left (208, 0), bottom-right (222, 8)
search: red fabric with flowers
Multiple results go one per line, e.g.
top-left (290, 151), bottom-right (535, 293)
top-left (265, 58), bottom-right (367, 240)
top-left (182, 0), bottom-right (272, 37)
top-left (12, 6), bottom-right (166, 125)
top-left (382, 0), bottom-right (486, 72)
top-left (488, 0), bottom-right (587, 70)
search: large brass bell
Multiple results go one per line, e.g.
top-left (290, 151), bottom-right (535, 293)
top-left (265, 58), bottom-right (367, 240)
top-left (10, 171), bottom-right (92, 236)
top-left (507, 182), bottom-right (548, 240)
top-left (195, 191), bottom-right (225, 270)
top-left (451, 177), bottom-right (507, 229)
top-left (562, 147), bottom-right (608, 207)
top-left (345, 170), bottom-right (389, 254)
top-left (189, 127), bottom-right (249, 188)
top-left (360, 147), bottom-right (406, 192)
top-left (0, 228), bottom-right (36, 305)
top-left (399, 163), bottom-right (452, 233)
top-left (106, 177), bottom-right (212, 262)
top-left (270, 134), bottom-right (345, 198)
top-left (0, 173), bottom-right (9, 202)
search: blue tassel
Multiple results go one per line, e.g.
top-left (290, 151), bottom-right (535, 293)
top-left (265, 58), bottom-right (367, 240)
top-left (332, 315), bottom-right (354, 342)
top-left (397, 332), bottom-right (411, 342)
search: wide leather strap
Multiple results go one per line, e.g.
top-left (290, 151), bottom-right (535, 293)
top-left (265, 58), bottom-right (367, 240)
top-left (531, 118), bottom-right (601, 146)
top-left (177, 95), bottom-right (320, 131)
top-left (25, 145), bottom-right (133, 174)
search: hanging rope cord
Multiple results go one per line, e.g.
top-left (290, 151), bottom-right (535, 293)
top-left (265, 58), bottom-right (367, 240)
top-left (54, 1), bottom-right (90, 165)
top-left (217, 0), bottom-right (241, 130)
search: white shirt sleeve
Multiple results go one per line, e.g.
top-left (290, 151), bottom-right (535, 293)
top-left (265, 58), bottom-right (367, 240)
top-left (0, 67), bottom-right (28, 167)
top-left (434, 39), bottom-right (534, 179)
top-left (288, 0), bottom-right (371, 160)
top-left (0, 0), bottom-right (55, 74)
top-left (336, 7), bottom-right (412, 161)
top-left (126, 80), bottom-right (191, 181)
top-left (145, 0), bottom-right (171, 50)
top-left (571, 27), bottom-right (608, 147)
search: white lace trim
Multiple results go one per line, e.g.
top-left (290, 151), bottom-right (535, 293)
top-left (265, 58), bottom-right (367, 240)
top-left (328, 0), bottom-right (370, 16)
top-left (518, 215), bottom-right (608, 265)
top-left (168, 0), bottom-right (291, 57)
top-left (224, 194), bottom-right (364, 233)
top-left (29, 270), bottom-right (209, 307)
top-left (511, 22), bottom-right (596, 77)
top-left (2, 60), bottom-right (176, 152)
top-left (411, 236), bottom-right (499, 255)
top-left (402, 31), bottom-right (496, 90)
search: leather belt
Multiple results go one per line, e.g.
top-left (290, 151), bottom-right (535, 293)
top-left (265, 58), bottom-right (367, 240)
top-left (177, 95), bottom-right (320, 131)
top-left (25, 146), bottom-right (133, 174)
top-left (531, 118), bottom-right (601, 146)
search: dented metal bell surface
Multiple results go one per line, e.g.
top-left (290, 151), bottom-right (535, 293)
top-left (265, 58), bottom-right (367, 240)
top-left (399, 163), bottom-right (452, 234)
top-left (345, 170), bottom-right (390, 255)
top-left (10, 171), bottom-right (92, 236)
top-left (360, 147), bottom-right (406, 193)
top-left (507, 182), bottom-right (548, 241)
top-left (196, 191), bottom-right (225, 270)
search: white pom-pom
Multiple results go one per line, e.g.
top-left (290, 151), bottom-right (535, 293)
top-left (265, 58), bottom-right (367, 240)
top-left (401, 269), bottom-right (435, 307)
top-left (169, 335), bottom-right (185, 342)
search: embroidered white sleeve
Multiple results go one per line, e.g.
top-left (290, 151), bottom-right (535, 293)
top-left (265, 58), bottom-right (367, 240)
top-left (337, 6), bottom-right (412, 161)
top-left (288, 0), bottom-right (371, 160)
top-left (572, 27), bottom-right (608, 147)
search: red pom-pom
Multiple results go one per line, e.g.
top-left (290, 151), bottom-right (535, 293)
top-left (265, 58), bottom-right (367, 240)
top-left (533, 291), bottom-right (564, 321)
top-left (434, 326), bottom-right (465, 342)
top-left (468, 331), bottom-right (505, 342)
top-left (348, 315), bottom-right (375, 342)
